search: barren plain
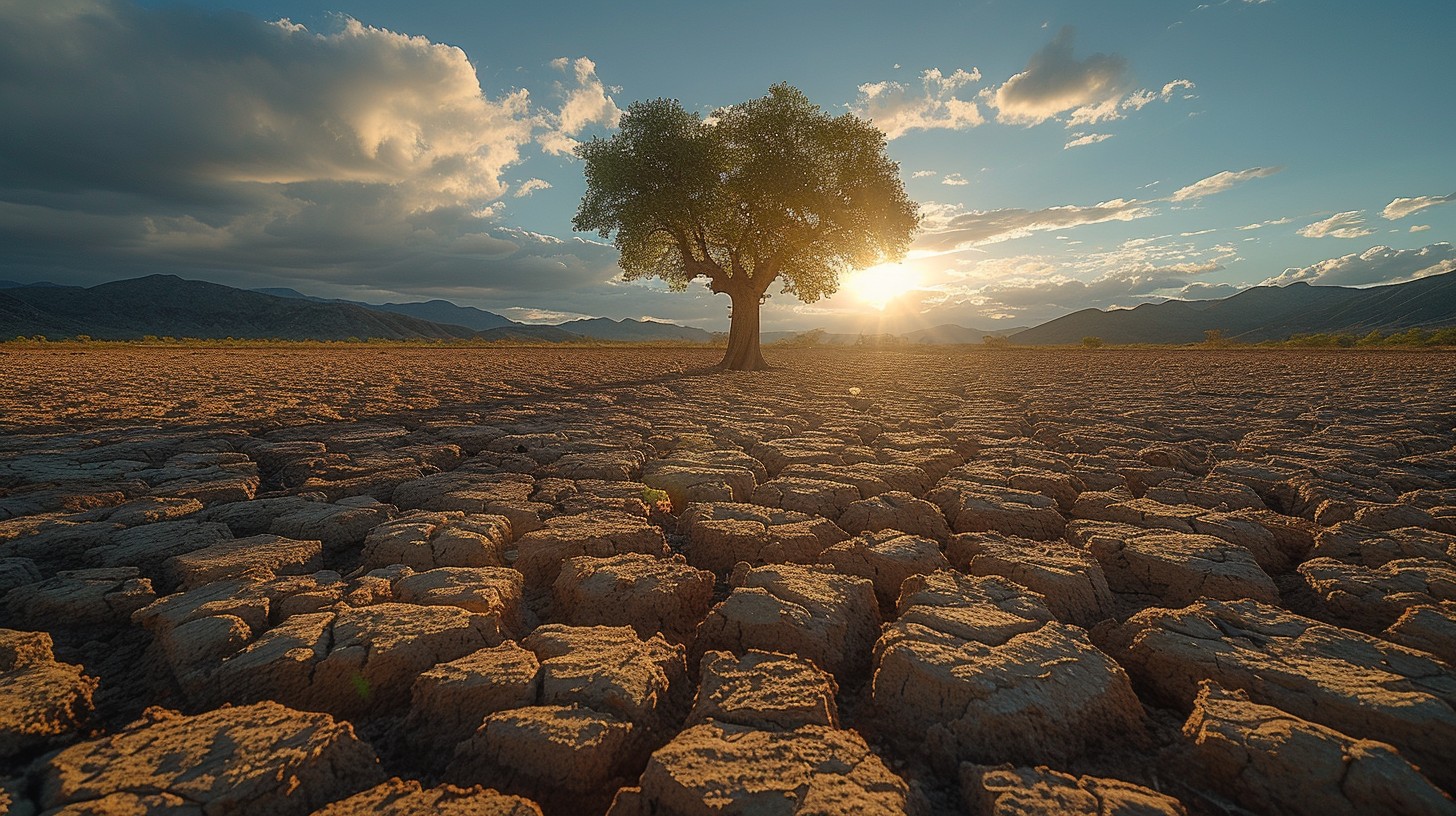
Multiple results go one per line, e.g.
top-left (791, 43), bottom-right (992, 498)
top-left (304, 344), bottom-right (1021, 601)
top-left (1, 346), bottom-right (1455, 815)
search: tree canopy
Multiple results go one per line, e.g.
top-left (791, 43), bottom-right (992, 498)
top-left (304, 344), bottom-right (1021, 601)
top-left (573, 83), bottom-right (919, 369)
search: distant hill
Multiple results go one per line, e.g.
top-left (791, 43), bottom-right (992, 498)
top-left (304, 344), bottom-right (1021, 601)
top-left (903, 323), bottom-right (1028, 344)
top-left (1010, 271), bottom-right (1456, 345)
top-left (556, 317), bottom-right (716, 343)
top-left (476, 325), bottom-right (585, 343)
top-left (373, 300), bottom-right (517, 331)
top-left (764, 324), bottom-right (1025, 345)
top-left (0, 280), bottom-right (62, 289)
top-left (255, 288), bottom-right (516, 331)
top-left (3, 275), bottom-right (481, 340)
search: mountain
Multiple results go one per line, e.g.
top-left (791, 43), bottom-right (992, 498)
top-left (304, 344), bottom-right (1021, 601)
top-left (0, 280), bottom-right (62, 289)
top-left (2, 275), bottom-right (482, 340)
top-left (255, 288), bottom-right (517, 331)
top-left (476, 325), bottom-right (585, 343)
top-left (1010, 271), bottom-right (1456, 345)
top-left (555, 317), bottom-right (716, 342)
top-left (372, 300), bottom-right (517, 331)
top-left (763, 324), bottom-right (1026, 345)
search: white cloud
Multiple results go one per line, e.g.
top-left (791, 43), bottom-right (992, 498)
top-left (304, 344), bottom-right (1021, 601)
top-left (1170, 167), bottom-right (1281, 201)
top-left (1064, 132), bottom-right (1113, 149)
top-left (911, 170), bottom-right (937, 178)
top-left (917, 198), bottom-right (1156, 250)
top-left (1297, 210), bottom-right (1375, 239)
top-left (1410, 224), bottom-right (1431, 232)
top-left (1264, 242), bottom-right (1456, 286)
top-left (513, 178), bottom-right (552, 198)
top-left (1382, 193), bottom-right (1455, 220)
top-left (537, 57), bottom-right (622, 156)
top-left (941, 173), bottom-right (969, 186)
top-left (852, 68), bottom-right (983, 139)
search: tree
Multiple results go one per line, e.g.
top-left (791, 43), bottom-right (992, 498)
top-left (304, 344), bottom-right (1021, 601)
top-left (1081, 336), bottom-right (1104, 349)
top-left (1203, 328), bottom-right (1225, 346)
top-left (573, 84), bottom-right (919, 370)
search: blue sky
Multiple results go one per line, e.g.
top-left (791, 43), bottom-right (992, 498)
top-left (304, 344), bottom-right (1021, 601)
top-left (2, 0), bottom-right (1452, 331)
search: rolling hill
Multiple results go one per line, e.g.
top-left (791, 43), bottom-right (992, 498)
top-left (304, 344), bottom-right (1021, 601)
top-left (555, 317), bottom-right (716, 343)
top-left (1010, 271), bottom-right (1456, 345)
top-left (2, 275), bottom-right (481, 341)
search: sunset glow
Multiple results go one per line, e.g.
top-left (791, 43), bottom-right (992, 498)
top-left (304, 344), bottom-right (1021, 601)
top-left (844, 263), bottom-right (919, 310)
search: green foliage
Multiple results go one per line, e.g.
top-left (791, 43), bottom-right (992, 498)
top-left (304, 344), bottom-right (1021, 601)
top-left (572, 84), bottom-right (920, 303)
top-left (1081, 336), bottom-right (1104, 349)
top-left (1271, 327), bottom-right (1456, 347)
top-left (1202, 328), bottom-right (1226, 346)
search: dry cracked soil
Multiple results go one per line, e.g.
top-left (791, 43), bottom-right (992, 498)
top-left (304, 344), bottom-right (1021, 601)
top-left (1, 345), bottom-right (1455, 815)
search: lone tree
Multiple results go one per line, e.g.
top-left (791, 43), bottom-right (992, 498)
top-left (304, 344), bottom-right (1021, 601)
top-left (573, 84), bottom-right (919, 370)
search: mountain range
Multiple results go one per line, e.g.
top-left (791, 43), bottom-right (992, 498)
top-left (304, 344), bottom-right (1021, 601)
top-left (1012, 271), bottom-right (1456, 344)
top-left (2, 270), bottom-right (1453, 345)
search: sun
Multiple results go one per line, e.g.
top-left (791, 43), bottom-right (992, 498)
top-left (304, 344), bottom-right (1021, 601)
top-left (844, 263), bottom-right (919, 310)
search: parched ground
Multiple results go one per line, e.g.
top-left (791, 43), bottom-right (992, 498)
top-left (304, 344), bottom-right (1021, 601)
top-left (2, 346), bottom-right (1455, 815)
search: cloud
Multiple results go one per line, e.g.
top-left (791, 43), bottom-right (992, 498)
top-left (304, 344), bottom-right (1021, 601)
top-left (513, 178), bottom-right (552, 198)
top-left (1064, 132), bottom-right (1113, 149)
top-left (1170, 167), bottom-right (1281, 201)
top-left (537, 57), bottom-right (622, 156)
top-left (975, 260), bottom-right (1223, 309)
top-left (1410, 224), bottom-right (1431, 232)
top-left (989, 27), bottom-right (1130, 126)
top-left (1297, 211), bottom-right (1375, 239)
top-left (852, 68), bottom-right (983, 139)
top-left (911, 170), bottom-right (937, 178)
top-left (941, 173), bottom-right (970, 186)
top-left (1382, 193), bottom-right (1455, 220)
top-left (916, 199), bottom-right (1156, 250)
top-left (0, 1), bottom-right (661, 320)
top-left (1264, 242), bottom-right (1456, 286)
top-left (1179, 281), bottom-right (1242, 299)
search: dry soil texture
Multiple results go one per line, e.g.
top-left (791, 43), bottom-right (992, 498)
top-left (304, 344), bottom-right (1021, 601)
top-left (2, 346), bottom-right (1455, 816)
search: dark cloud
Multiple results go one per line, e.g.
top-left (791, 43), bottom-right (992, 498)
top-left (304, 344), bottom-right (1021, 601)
top-left (1264, 242), bottom-right (1456, 287)
top-left (0, 0), bottom-right (644, 317)
top-left (990, 27), bottom-right (1129, 126)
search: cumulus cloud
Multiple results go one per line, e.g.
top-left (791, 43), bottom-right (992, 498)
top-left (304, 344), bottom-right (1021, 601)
top-left (1382, 193), bottom-right (1455, 220)
top-left (537, 57), bottom-right (622, 156)
top-left (852, 68), bottom-right (983, 139)
top-left (513, 178), bottom-right (552, 198)
top-left (1264, 242), bottom-right (1456, 286)
top-left (1170, 167), bottom-right (1281, 201)
top-left (911, 170), bottom-right (937, 178)
top-left (989, 27), bottom-right (1130, 126)
top-left (941, 173), bottom-right (970, 186)
top-left (984, 28), bottom-right (1194, 129)
top-left (1297, 211), bottom-right (1375, 239)
top-left (1064, 132), bottom-right (1113, 149)
top-left (0, 0), bottom-right (648, 318)
top-left (1410, 224), bottom-right (1431, 232)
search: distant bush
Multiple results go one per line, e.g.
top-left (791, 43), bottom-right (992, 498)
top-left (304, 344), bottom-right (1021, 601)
top-left (982, 335), bottom-right (1011, 348)
top-left (1081, 336), bottom-right (1104, 349)
top-left (1271, 327), bottom-right (1456, 348)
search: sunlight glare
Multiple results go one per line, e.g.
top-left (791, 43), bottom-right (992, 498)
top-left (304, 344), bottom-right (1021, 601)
top-left (845, 263), bottom-right (919, 310)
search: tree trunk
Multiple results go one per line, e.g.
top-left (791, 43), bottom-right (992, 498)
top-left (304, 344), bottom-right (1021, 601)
top-left (718, 288), bottom-right (771, 370)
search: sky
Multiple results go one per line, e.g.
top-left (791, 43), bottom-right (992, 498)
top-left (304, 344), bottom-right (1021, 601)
top-left (2, 0), bottom-right (1453, 333)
